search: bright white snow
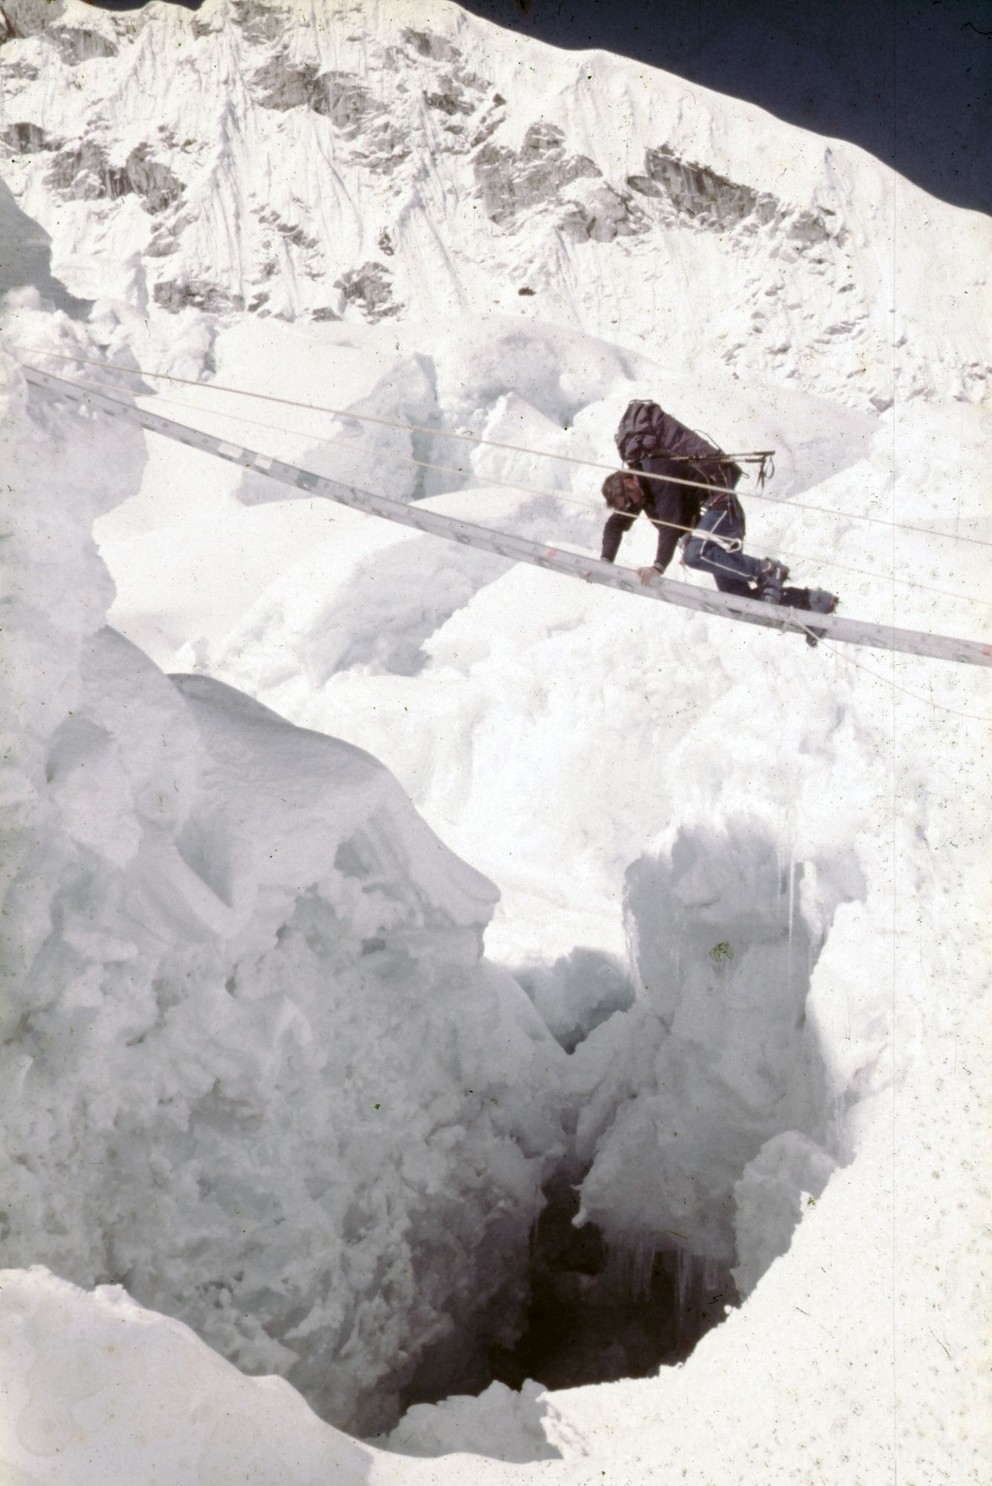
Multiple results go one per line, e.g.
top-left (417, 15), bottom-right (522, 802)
top-left (0, 0), bottom-right (990, 1482)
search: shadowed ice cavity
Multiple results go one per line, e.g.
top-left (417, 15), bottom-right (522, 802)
top-left (393, 819), bottom-right (864, 1431)
top-left (0, 177), bottom-right (89, 314)
top-left (511, 948), bottom-right (637, 1055)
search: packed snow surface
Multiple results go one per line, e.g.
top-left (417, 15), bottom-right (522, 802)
top-left (0, 0), bottom-right (990, 1482)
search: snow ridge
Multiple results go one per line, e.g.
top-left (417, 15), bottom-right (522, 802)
top-left (1, 0), bottom-right (990, 408)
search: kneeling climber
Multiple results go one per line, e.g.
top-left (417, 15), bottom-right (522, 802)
top-left (599, 400), bottom-right (837, 624)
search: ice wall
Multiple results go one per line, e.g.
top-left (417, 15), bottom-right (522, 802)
top-left (0, 338), bottom-right (566, 1434)
top-left (571, 819), bottom-right (854, 1273)
top-left (0, 176), bottom-right (88, 312)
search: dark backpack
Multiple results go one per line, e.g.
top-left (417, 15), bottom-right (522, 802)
top-left (614, 400), bottom-right (742, 495)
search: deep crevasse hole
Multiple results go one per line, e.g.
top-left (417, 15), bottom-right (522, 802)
top-left (3, 623), bottom-right (861, 1453)
top-left (376, 817), bottom-right (863, 1456)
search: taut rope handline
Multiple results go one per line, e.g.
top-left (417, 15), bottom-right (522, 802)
top-left (22, 365), bottom-right (992, 669)
top-left (17, 345), bottom-right (992, 550)
top-left (17, 347), bottom-right (769, 497)
top-left (141, 385), bottom-right (992, 611)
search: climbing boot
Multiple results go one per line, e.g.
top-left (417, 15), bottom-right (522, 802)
top-left (756, 558), bottom-right (789, 605)
top-left (804, 589), bottom-right (839, 647)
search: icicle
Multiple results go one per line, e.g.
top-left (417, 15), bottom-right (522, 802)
top-left (787, 846), bottom-right (797, 993)
top-left (674, 1246), bottom-right (695, 1321)
top-left (605, 1232), bottom-right (659, 1301)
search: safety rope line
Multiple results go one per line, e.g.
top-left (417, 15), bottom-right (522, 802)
top-left (24, 363), bottom-right (992, 671)
top-left (16, 346), bottom-right (992, 551)
top-left (15, 346), bottom-right (772, 487)
top-left (141, 384), bottom-right (992, 614)
top-left (816, 604), bottom-right (992, 714)
top-left (17, 349), bottom-right (990, 620)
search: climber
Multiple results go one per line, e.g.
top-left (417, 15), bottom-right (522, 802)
top-left (599, 400), bottom-right (838, 622)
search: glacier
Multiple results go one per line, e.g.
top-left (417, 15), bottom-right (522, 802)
top-left (0, 0), bottom-right (990, 1481)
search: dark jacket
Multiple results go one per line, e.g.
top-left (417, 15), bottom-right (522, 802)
top-left (600, 457), bottom-right (703, 573)
top-left (614, 402), bottom-right (738, 475)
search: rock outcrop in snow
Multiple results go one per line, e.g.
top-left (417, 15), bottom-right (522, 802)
top-left (1, 0), bottom-right (989, 409)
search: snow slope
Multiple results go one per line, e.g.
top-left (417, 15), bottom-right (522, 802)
top-left (1, 0), bottom-right (989, 411)
top-left (0, 0), bottom-right (990, 1482)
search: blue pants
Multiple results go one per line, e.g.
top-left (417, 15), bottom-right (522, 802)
top-left (683, 496), bottom-right (765, 597)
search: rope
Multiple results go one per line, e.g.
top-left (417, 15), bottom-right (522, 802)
top-left (24, 358), bottom-right (992, 613)
top-left (688, 557), bottom-right (992, 720)
top-left (141, 387), bottom-right (992, 613)
top-left (686, 528), bottom-right (744, 555)
top-left (816, 633), bottom-right (992, 724)
top-left (16, 345), bottom-right (992, 551)
top-left (21, 362), bottom-right (992, 670)
top-left (28, 365), bottom-right (991, 614)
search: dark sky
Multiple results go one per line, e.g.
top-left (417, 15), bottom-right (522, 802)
top-left (455, 0), bottom-right (992, 216)
top-left (88, 0), bottom-right (992, 215)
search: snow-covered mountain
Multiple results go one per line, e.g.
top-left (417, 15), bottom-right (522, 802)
top-left (0, 1), bottom-right (990, 1482)
top-left (2, 0), bottom-right (989, 410)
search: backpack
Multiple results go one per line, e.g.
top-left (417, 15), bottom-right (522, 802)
top-left (614, 400), bottom-right (743, 495)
